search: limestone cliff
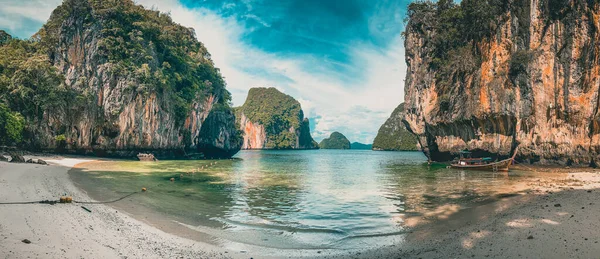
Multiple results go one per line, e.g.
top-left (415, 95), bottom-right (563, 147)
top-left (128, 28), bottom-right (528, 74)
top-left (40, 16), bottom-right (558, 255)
top-left (0, 0), bottom-right (242, 158)
top-left (372, 103), bottom-right (420, 151)
top-left (236, 88), bottom-right (318, 149)
top-left (403, 0), bottom-right (600, 165)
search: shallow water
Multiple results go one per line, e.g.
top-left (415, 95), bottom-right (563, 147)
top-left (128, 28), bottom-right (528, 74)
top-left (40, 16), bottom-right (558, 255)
top-left (69, 150), bottom-right (557, 253)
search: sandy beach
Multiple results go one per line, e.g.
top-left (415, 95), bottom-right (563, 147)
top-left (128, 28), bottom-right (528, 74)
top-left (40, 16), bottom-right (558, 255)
top-left (2, 156), bottom-right (600, 259)
top-left (368, 169), bottom-right (600, 259)
top-left (0, 156), bottom-right (239, 259)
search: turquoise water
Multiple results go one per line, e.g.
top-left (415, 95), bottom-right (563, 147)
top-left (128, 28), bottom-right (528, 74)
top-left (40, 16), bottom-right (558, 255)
top-left (70, 150), bottom-right (545, 252)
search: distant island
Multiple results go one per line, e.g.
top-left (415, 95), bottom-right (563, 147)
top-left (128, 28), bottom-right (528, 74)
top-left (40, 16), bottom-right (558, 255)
top-left (372, 103), bottom-right (419, 151)
top-left (351, 142), bottom-right (372, 150)
top-left (235, 88), bottom-right (318, 150)
top-left (319, 132), bottom-right (351, 149)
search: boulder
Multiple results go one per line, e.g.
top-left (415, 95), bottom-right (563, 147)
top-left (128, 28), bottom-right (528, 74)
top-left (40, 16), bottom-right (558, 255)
top-left (36, 159), bottom-right (48, 165)
top-left (9, 153), bottom-right (26, 163)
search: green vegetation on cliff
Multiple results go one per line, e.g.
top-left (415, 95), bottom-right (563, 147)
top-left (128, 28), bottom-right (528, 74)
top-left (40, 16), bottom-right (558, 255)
top-left (239, 88), bottom-right (302, 129)
top-left (0, 31), bottom-right (78, 145)
top-left (0, 37), bottom-right (77, 112)
top-left (319, 132), bottom-right (351, 149)
top-left (237, 87), bottom-right (317, 149)
top-left (406, 0), bottom-right (516, 106)
top-left (372, 104), bottom-right (418, 151)
top-left (0, 104), bottom-right (24, 145)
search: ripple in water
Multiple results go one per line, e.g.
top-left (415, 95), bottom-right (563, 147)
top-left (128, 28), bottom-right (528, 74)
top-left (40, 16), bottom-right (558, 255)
top-left (70, 150), bottom-right (548, 253)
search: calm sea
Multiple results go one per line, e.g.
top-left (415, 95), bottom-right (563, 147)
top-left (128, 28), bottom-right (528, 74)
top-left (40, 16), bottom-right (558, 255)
top-left (70, 150), bottom-right (547, 253)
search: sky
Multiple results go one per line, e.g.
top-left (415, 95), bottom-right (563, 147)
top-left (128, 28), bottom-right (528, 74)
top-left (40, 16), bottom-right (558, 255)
top-left (0, 0), bottom-right (411, 143)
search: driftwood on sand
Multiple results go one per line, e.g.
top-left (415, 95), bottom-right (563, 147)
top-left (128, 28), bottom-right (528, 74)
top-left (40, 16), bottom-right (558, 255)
top-left (137, 153), bottom-right (158, 161)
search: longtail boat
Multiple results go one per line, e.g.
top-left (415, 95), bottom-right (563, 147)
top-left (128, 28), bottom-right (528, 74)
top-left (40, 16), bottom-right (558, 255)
top-left (450, 146), bottom-right (519, 171)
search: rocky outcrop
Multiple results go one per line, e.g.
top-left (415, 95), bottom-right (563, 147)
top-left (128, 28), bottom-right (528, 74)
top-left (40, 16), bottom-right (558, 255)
top-left (373, 103), bottom-right (420, 151)
top-left (236, 88), bottom-right (318, 149)
top-left (35, 159), bottom-right (48, 165)
top-left (3, 0), bottom-right (241, 158)
top-left (403, 0), bottom-right (600, 165)
top-left (319, 132), bottom-right (351, 149)
top-left (8, 153), bottom-right (25, 163)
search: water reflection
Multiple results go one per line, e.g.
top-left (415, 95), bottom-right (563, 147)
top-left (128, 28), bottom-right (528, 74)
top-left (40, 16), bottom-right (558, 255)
top-left (71, 150), bottom-right (560, 251)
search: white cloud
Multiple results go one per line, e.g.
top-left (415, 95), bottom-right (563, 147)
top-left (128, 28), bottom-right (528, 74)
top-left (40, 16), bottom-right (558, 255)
top-left (0, 0), bottom-right (62, 37)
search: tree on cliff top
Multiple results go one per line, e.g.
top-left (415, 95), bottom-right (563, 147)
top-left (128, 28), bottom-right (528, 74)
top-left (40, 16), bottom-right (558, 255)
top-left (405, 0), bottom-right (509, 114)
top-left (319, 132), bottom-right (351, 150)
top-left (407, 0), bottom-right (506, 70)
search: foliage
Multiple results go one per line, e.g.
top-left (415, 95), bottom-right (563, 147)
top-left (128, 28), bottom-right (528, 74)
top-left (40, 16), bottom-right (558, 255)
top-left (372, 104), bottom-right (419, 151)
top-left (509, 50), bottom-right (532, 78)
top-left (542, 0), bottom-right (571, 21)
top-left (319, 132), bottom-right (351, 149)
top-left (406, 0), bottom-right (507, 77)
top-left (238, 88), bottom-right (311, 149)
top-left (0, 104), bottom-right (24, 145)
top-left (266, 130), bottom-right (297, 149)
top-left (55, 134), bottom-right (66, 142)
top-left (0, 39), bottom-right (75, 120)
top-left (241, 88), bottom-right (302, 128)
top-left (406, 0), bottom-right (525, 112)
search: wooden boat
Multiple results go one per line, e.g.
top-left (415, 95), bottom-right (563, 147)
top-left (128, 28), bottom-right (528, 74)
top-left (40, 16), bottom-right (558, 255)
top-left (450, 147), bottom-right (519, 171)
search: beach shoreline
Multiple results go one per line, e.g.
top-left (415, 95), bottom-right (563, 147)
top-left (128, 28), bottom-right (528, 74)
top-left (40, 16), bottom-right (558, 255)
top-left (2, 154), bottom-right (600, 258)
top-left (0, 155), bottom-right (241, 259)
top-left (370, 169), bottom-right (600, 259)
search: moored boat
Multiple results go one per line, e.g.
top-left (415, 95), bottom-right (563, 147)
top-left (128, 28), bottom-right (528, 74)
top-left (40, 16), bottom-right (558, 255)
top-left (450, 147), bottom-right (519, 171)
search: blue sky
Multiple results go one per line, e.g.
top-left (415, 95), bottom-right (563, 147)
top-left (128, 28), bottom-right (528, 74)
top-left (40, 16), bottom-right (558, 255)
top-left (0, 0), bottom-right (411, 143)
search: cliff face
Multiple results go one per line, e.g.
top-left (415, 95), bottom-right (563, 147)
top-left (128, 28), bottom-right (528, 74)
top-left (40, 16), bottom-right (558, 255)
top-left (0, 0), bottom-right (241, 158)
top-left (404, 0), bottom-right (600, 165)
top-left (319, 132), bottom-right (351, 149)
top-left (236, 88), bottom-right (318, 149)
top-left (373, 103), bottom-right (420, 151)
top-left (403, 0), bottom-right (600, 165)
